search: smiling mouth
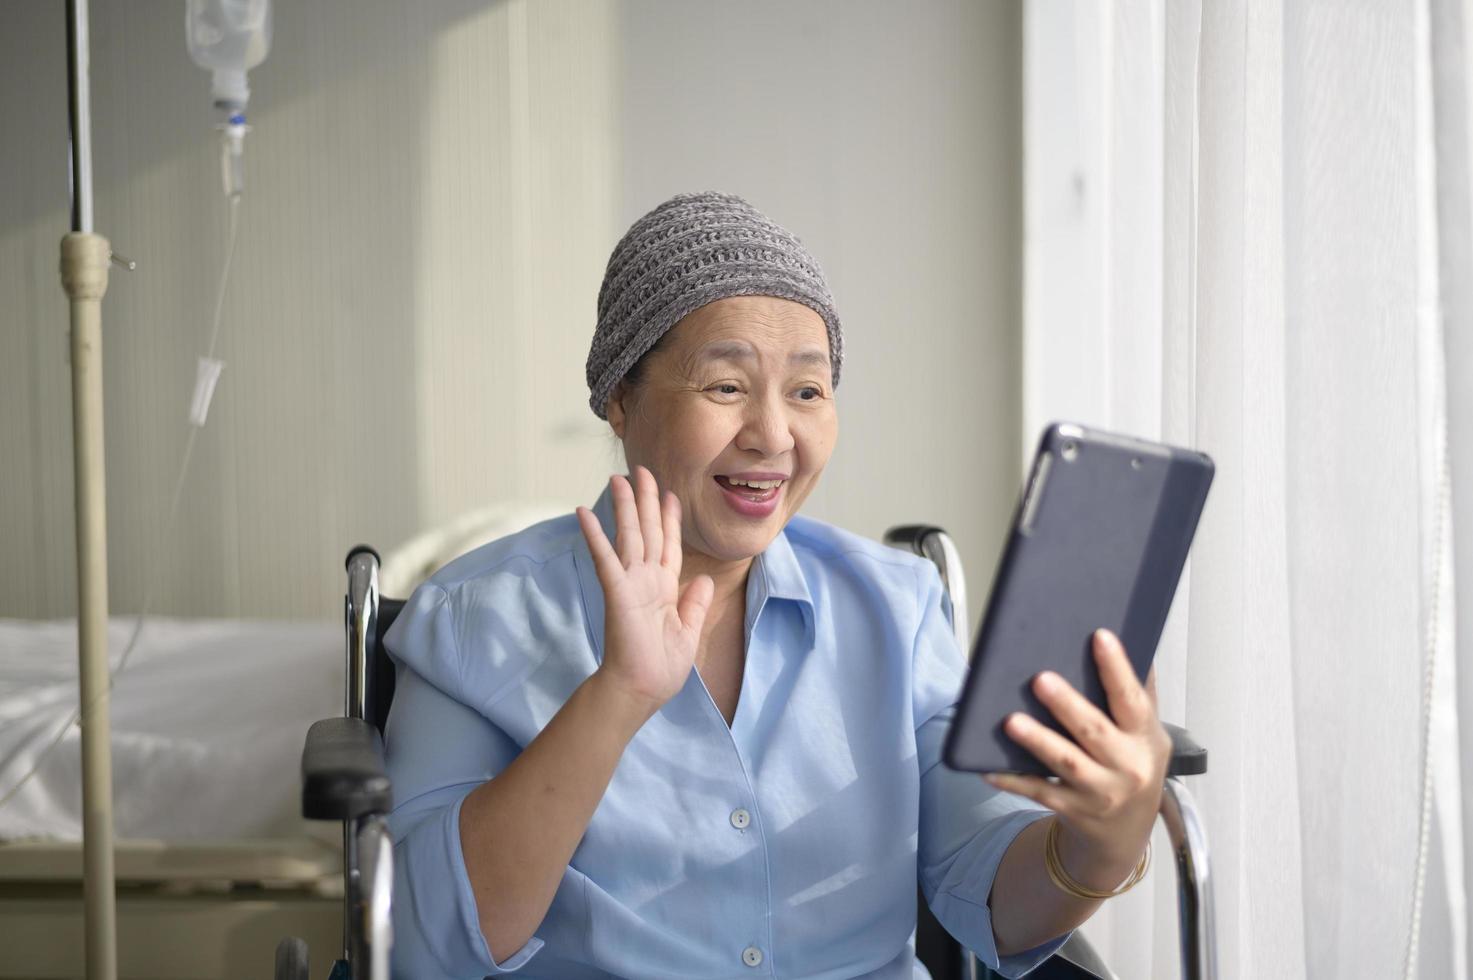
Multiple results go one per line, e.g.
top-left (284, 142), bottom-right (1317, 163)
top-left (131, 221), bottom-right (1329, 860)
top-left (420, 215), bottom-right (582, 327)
top-left (714, 475), bottom-right (785, 501)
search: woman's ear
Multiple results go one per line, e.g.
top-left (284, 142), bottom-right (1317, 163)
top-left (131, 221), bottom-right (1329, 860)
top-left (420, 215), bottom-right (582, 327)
top-left (606, 382), bottom-right (630, 440)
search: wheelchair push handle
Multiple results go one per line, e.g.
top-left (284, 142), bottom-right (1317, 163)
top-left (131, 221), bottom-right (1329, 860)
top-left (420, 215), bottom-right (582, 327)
top-left (1164, 722), bottom-right (1207, 777)
top-left (345, 545), bottom-right (381, 722)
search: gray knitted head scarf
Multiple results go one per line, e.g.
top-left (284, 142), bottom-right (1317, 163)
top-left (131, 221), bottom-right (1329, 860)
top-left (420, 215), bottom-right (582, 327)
top-left (586, 191), bottom-right (843, 419)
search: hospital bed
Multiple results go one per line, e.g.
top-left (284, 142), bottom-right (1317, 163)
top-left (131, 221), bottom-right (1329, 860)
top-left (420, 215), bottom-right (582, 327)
top-left (0, 618), bottom-right (344, 980)
top-left (282, 527), bottom-right (1217, 980)
top-left (0, 504), bottom-right (568, 980)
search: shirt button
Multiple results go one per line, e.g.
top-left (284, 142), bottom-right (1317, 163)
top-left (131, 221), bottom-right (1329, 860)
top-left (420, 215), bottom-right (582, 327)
top-left (742, 945), bottom-right (764, 967)
top-left (730, 807), bottom-right (751, 830)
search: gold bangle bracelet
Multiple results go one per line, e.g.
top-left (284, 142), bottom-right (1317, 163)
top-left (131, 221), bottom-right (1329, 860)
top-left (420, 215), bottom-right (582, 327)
top-left (1043, 818), bottom-right (1151, 901)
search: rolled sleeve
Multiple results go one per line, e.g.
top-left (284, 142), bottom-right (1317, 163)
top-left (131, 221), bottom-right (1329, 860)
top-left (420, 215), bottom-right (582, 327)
top-left (919, 739), bottom-right (1067, 978)
top-left (385, 582), bottom-right (544, 978)
top-left (912, 565), bottom-right (1072, 978)
top-left (392, 791), bottom-right (543, 977)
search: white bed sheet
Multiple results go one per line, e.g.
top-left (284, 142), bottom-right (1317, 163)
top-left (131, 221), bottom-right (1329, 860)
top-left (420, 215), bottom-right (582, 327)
top-left (0, 618), bottom-right (340, 842)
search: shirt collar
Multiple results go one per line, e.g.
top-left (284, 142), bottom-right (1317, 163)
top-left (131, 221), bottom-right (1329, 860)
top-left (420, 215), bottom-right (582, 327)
top-left (745, 513), bottom-right (815, 646)
top-left (577, 485), bottom-right (816, 655)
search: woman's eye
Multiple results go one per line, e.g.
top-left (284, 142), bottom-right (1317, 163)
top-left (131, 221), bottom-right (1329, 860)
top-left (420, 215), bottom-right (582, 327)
top-left (796, 386), bottom-right (823, 401)
top-left (711, 383), bottom-right (741, 395)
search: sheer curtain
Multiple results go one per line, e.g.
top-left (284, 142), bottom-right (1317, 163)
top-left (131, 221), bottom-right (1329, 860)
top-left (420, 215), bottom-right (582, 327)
top-left (1022, 2), bottom-right (1466, 977)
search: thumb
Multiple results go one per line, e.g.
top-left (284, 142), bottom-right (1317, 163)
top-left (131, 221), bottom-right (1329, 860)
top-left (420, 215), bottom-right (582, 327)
top-left (677, 574), bottom-right (715, 635)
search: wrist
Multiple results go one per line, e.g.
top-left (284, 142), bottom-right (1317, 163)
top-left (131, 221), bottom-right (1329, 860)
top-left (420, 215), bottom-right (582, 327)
top-left (584, 669), bottom-right (663, 735)
top-left (1052, 819), bottom-right (1149, 893)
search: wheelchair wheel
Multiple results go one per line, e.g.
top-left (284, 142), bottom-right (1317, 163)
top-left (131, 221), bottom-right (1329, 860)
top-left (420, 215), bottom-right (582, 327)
top-left (274, 937), bottom-right (310, 980)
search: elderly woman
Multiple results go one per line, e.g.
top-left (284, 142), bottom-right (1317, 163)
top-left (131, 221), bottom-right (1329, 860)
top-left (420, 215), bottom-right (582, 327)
top-left (385, 192), bottom-right (1170, 979)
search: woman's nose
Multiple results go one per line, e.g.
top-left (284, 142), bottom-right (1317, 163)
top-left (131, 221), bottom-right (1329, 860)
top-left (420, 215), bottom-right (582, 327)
top-left (737, 393), bottom-right (796, 456)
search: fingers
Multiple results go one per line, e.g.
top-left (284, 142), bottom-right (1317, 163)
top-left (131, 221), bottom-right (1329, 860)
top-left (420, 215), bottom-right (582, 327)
top-left (1031, 670), bottom-right (1126, 766)
top-left (989, 633), bottom-right (1170, 837)
top-left (576, 505), bottom-right (620, 579)
top-left (660, 489), bottom-right (683, 570)
top-left (982, 771), bottom-right (1076, 813)
top-left (1002, 711), bottom-right (1110, 790)
top-left (598, 469), bottom-right (684, 573)
top-left (632, 466), bottom-right (664, 564)
top-left (1093, 629), bottom-right (1155, 733)
top-left (609, 475), bottom-right (644, 565)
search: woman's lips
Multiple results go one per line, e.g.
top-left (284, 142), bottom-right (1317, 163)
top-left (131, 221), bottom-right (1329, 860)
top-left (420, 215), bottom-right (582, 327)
top-left (714, 475), bottom-right (785, 518)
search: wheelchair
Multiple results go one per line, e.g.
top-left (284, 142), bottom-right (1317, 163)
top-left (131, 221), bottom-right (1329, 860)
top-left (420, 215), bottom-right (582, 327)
top-left (277, 528), bottom-right (1217, 980)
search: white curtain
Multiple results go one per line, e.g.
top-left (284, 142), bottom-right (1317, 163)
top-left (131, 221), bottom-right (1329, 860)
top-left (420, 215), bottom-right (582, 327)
top-left (1023, 2), bottom-right (1467, 977)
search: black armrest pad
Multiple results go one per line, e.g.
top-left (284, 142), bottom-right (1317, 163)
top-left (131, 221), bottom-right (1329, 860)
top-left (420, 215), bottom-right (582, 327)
top-left (302, 717), bottom-right (393, 821)
top-left (1164, 722), bottom-right (1208, 777)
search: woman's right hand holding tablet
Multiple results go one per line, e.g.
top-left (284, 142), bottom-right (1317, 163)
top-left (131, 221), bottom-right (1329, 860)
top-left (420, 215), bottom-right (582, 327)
top-left (576, 466), bottom-right (715, 716)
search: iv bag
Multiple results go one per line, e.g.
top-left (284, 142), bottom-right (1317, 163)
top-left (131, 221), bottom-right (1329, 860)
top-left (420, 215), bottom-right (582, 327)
top-left (186, 0), bottom-right (272, 112)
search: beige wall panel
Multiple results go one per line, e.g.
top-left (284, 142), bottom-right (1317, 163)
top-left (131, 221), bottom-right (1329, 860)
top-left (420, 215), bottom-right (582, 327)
top-left (617, 0), bottom-right (1025, 635)
top-left (0, 0), bottom-right (619, 619)
top-left (2, 1), bottom-right (1019, 636)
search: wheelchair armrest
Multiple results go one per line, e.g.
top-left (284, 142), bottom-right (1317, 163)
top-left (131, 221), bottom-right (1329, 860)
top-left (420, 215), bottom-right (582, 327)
top-left (301, 717), bottom-right (393, 821)
top-left (1164, 722), bottom-right (1207, 777)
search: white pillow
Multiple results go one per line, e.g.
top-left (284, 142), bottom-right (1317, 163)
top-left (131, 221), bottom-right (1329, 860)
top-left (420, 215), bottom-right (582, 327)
top-left (378, 502), bottom-right (572, 597)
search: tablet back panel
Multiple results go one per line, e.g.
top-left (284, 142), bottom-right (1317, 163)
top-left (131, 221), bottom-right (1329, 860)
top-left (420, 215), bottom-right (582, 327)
top-left (943, 423), bottom-right (1214, 774)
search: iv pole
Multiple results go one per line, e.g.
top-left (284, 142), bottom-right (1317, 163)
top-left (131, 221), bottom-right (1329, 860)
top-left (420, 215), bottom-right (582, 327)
top-left (61, 0), bottom-right (119, 977)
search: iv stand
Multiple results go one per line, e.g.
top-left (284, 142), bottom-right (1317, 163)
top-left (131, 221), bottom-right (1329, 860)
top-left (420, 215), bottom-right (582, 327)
top-left (62, 1), bottom-right (119, 977)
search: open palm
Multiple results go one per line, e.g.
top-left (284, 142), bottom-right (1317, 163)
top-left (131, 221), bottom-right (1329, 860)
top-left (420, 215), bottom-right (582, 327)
top-left (576, 467), bottom-right (714, 712)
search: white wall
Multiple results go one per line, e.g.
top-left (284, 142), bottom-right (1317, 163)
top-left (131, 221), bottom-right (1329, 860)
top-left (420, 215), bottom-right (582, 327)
top-left (1, 0), bottom-right (1023, 626)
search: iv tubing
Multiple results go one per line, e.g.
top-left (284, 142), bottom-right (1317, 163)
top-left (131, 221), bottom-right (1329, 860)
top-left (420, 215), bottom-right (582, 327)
top-left (0, 196), bottom-right (242, 818)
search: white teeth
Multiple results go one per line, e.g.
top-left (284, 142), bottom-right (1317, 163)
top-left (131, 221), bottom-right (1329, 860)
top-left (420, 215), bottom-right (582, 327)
top-left (727, 478), bottom-right (784, 490)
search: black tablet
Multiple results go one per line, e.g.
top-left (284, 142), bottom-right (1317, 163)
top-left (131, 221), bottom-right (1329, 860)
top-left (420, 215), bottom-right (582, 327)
top-left (943, 422), bottom-right (1214, 774)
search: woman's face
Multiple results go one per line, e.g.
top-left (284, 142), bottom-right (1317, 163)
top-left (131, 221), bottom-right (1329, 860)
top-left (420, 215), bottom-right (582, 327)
top-left (608, 295), bottom-right (839, 564)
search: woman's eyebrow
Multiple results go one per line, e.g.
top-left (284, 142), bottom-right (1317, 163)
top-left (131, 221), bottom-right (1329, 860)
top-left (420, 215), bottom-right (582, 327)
top-left (695, 340), bottom-right (758, 364)
top-left (694, 341), bottom-right (830, 368)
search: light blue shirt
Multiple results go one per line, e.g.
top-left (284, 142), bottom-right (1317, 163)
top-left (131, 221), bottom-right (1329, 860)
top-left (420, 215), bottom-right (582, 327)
top-left (383, 489), bottom-right (1070, 979)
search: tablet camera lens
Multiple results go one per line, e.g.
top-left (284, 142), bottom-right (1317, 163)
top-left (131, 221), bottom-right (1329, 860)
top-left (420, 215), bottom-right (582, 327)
top-left (1131, 457), bottom-right (1142, 470)
top-left (1061, 440), bottom-right (1078, 461)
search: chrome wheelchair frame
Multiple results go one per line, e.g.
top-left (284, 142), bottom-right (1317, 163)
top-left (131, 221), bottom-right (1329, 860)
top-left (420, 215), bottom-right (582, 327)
top-left (276, 547), bottom-right (396, 980)
top-left (277, 529), bottom-right (1217, 980)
